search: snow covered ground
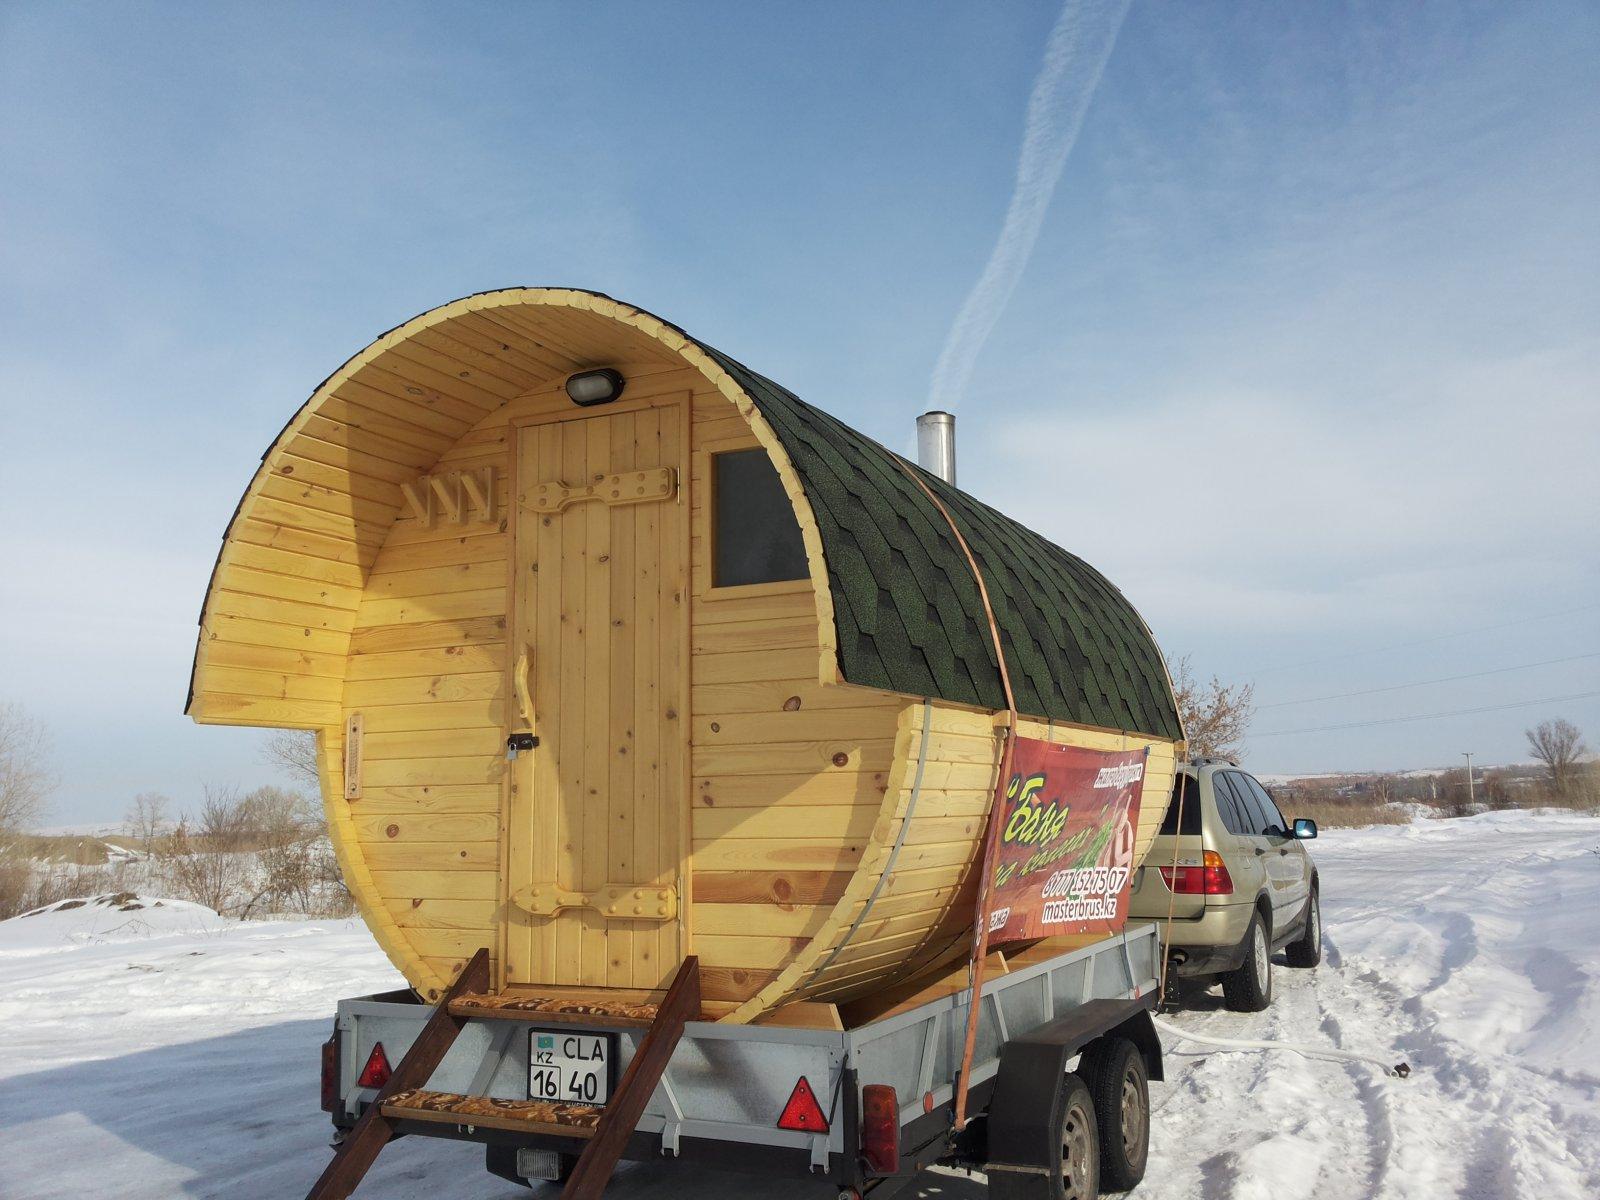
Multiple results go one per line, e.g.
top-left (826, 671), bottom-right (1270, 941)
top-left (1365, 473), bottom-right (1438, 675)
top-left (2, 809), bottom-right (1596, 1199)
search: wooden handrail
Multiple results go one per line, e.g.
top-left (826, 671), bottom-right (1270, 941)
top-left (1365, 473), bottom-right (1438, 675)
top-left (559, 957), bottom-right (701, 1200)
top-left (304, 948), bottom-right (491, 1200)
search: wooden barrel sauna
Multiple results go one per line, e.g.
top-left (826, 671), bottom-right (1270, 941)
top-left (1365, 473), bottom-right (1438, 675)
top-left (187, 288), bottom-right (1185, 1023)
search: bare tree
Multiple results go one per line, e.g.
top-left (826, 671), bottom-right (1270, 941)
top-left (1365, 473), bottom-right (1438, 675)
top-left (124, 792), bottom-right (170, 844)
top-left (0, 702), bottom-right (53, 837)
top-left (1170, 656), bottom-right (1256, 759)
top-left (1525, 718), bottom-right (1588, 795)
top-left (260, 729), bottom-right (320, 790)
top-left (197, 783), bottom-right (255, 850)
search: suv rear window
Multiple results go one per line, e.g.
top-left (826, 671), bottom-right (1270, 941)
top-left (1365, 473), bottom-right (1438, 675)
top-left (1159, 776), bottom-right (1202, 835)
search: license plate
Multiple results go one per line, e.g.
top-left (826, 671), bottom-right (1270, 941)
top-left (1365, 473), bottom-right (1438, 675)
top-left (528, 1028), bottom-right (614, 1105)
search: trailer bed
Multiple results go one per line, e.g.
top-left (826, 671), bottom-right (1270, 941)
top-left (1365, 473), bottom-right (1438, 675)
top-left (326, 923), bottom-right (1161, 1193)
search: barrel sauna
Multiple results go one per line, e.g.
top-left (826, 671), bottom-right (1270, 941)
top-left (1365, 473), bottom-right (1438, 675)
top-left (187, 288), bottom-right (1185, 1024)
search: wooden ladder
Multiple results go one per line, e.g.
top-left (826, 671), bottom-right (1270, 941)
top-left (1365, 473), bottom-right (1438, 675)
top-left (304, 947), bottom-right (491, 1200)
top-left (558, 955), bottom-right (700, 1200)
top-left (303, 952), bottom-right (701, 1200)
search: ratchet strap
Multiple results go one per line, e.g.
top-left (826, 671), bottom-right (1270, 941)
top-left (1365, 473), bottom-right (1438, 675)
top-left (891, 457), bottom-right (1017, 1131)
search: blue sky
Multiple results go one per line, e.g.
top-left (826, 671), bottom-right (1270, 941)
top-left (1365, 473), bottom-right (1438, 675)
top-left (2, 1), bottom-right (1596, 824)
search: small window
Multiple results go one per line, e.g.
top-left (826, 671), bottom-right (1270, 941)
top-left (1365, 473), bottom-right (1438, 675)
top-left (1159, 775), bottom-right (1203, 835)
top-left (713, 449), bottom-right (808, 588)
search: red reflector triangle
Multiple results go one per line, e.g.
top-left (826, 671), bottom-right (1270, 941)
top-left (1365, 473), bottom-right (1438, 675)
top-left (777, 1076), bottom-right (828, 1132)
top-left (357, 1042), bottom-right (391, 1089)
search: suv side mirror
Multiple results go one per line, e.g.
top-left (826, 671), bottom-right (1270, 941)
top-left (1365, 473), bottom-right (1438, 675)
top-left (1292, 818), bottom-right (1318, 840)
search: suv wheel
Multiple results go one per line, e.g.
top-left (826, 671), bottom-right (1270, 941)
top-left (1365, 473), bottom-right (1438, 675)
top-left (1285, 888), bottom-right (1321, 968)
top-left (1222, 910), bottom-right (1273, 1011)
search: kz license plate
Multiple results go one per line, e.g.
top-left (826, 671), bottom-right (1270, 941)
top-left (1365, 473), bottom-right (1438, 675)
top-left (528, 1029), bottom-right (614, 1105)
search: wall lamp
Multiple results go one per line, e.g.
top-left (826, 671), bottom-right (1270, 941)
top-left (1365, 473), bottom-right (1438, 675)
top-left (565, 368), bottom-right (626, 407)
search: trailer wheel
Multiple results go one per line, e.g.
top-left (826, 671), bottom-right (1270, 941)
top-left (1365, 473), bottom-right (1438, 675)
top-left (1079, 1037), bottom-right (1149, 1192)
top-left (987, 1073), bottom-right (1100, 1200)
top-left (1222, 910), bottom-right (1273, 1012)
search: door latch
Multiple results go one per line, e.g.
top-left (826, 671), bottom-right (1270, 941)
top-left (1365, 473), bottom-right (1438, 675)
top-left (506, 732), bottom-right (539, 760)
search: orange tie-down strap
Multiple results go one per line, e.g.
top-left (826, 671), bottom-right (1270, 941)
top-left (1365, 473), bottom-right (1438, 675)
top-left (891, 457), bottom-right (1017, 1131)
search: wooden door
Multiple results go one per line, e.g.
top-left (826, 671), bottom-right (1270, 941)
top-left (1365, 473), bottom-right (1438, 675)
top-left (505, 402), bottom-right (687, 990)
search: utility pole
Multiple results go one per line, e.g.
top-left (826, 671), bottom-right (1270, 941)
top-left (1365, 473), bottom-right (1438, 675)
top-left (1462, 752), bottom-right (1475, 808)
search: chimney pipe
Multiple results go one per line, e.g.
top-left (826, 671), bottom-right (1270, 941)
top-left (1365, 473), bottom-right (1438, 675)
top-left (916, 411), bottom-right (956, 485)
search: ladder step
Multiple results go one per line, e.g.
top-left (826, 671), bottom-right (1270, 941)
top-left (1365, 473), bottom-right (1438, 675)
top-left (382, 1088), bottom-right (602, 1138)
top-left (450, 991), bottom-right (662, 1027)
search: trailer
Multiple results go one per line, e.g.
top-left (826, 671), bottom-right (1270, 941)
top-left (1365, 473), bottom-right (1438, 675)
top-left (320, 923), bottom-right (1164, 1198)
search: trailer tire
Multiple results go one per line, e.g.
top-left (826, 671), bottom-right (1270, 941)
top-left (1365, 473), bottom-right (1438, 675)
top-left (1222, 909), bottom-right (1273, 1012)
top-left (1285, 886), bottom-right (1321, 968)
top-left (990, 1072), bottom-right (1099, 1200)
top-left (1079, 1037), bottom-right (1149, 1193)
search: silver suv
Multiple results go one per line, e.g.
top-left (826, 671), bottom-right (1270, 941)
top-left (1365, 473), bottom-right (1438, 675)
top-left (1129, 759), bottom-right (1320, 1010)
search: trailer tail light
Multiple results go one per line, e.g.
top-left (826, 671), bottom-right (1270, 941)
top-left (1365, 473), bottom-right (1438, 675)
top-left (357, 1042), bottom-right (392, 1090)
top-left (320, 1036), bottom-right (339, 1113)
top-left (860, 1084), bottom-right (900, 1174)
top-left (1159, 851), bottom-right (1234, 896)
top-left (777, 1076), bottom-right (828, 1133)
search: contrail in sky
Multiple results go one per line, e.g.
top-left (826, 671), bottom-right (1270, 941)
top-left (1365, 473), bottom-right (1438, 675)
top-left (928, 0), bottom-right (1133, 412)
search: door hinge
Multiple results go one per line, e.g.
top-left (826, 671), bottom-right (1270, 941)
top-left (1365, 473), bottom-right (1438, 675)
top-left (512, 883), bottom-right (679, 922)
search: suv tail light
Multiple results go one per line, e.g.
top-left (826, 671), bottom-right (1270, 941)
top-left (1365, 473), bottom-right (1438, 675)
top-left (1159, 850), bottom-right (1234, 896)
top-left (860, 1084), bottom-right (900, 1174)
top-left (320, 1035), bottom-right (339, 1113)
top-left (357, 1042), bottom-right (392, 1089)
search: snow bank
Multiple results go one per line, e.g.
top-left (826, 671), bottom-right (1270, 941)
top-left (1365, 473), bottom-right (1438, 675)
top-left (1, 894), bottom-right (227, 955)
top-left (1144, 808), bottom-right (1600, 1199)
top-left (1, 812), bottom-right (1597, 1198)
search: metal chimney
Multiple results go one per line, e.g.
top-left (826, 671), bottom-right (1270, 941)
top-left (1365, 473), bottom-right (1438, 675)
top-left (916, 410), bottom-right (956, 485)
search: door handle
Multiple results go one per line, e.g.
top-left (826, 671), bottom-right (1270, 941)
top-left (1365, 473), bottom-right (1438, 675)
top-left (1279, 848), bottom-right (1289, 856)
top-left (508, 647), bottom-right (537, 760)
top-left (515, 646), bottom-right (534, 728)
top-left (1253, 847), bottom-right (1266, 856)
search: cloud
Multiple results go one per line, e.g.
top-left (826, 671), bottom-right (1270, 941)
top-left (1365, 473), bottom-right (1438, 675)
top-left (977, 338), bottom-right (1600, 640)
top-left (928, 0), bottom-right (1132, 412)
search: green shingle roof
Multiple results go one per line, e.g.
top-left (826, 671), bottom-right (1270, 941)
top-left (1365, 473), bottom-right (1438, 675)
top-left (705, 348), bottom-right (1183, 742)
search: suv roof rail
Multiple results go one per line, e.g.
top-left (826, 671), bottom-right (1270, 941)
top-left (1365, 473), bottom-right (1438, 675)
top-left (1186, 755), bottom-right (1240, 768)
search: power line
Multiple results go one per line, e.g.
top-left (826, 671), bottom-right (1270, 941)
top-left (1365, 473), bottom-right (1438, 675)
top-left (1246, 602), bottom-right (1600, 677)
top-left (1253, 690), bottom-right (1600, 738)
top-left (1257, 651), bottom-right (1600, 709)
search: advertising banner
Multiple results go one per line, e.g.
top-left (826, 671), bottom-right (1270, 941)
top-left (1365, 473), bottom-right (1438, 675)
top-left (984, 739), bottom-right (1149, 944)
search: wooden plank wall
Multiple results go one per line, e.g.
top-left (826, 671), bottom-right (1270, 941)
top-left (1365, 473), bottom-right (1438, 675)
top-left (337, 360), bottom-right (694, 994)
top-left (685, 389), bottom-right (907, 1005)
top-left (190, 311), bottom-right (563, 731)
top-left (341, 427), bottom-right (513, 990)
top-left (777, 703), bottom-right (1180, 1009)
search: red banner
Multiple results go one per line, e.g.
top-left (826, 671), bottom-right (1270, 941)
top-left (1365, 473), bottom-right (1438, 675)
top-left (983, 739), bottom-right (1148, 944)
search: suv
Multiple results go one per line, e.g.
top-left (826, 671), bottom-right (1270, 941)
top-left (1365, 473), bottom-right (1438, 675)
top-left (1129, 759), bottom-right (1320, 1011)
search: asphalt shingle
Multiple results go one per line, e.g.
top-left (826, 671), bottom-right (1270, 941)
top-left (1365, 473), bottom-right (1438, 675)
top-left (704, 348), bottom-right (1183, 742)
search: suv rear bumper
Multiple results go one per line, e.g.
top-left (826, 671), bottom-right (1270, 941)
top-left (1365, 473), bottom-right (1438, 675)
top-left (1168, 939), bottom-right (1248, 978)
top-left (1149, 901), bottom-right (1255, 977)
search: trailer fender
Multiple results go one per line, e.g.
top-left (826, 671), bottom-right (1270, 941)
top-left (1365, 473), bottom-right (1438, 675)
top-left (1116, 1008), bottom-right (1164, 1083)
top-left (986, 997), bottom-right (1152, 1171)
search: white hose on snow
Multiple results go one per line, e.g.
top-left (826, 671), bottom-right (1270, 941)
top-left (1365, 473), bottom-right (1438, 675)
top-left (1152, 1016), bottom-right (1412, 1078)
